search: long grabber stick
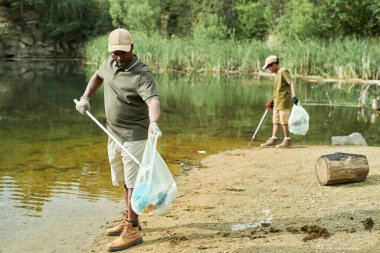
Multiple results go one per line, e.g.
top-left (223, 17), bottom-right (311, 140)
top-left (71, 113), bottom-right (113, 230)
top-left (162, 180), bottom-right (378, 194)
top-left (74, 99), bottom-right (141, 166)
top-left (248, 109), bottom-right (268, 146)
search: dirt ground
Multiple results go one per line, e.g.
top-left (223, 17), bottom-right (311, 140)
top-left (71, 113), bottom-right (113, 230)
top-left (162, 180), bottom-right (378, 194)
top-left (86, 145), bottom-right (380, 253)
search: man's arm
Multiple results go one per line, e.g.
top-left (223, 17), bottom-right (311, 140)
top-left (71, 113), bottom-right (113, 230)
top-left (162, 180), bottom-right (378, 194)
top-left (282, 69), bottom-right (298, 105)
top-left (146, 96), bottom-right (161, 123)
top-left (146, 96), bottom-right (162, 137)
top-left (82, 71), bottom-right (103, 98)
top-left (75, 72), bottom-right (103, 115)
top-left (290, 81), bottom-right (296, 98)
top-left (290, 81), bottom-right (299, 105)
top-left (282, 70), bottom-right (296, 97)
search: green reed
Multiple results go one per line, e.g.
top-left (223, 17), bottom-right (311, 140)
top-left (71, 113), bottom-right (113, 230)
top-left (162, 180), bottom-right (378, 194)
top-left (84, 32), bottom-right (380, 80)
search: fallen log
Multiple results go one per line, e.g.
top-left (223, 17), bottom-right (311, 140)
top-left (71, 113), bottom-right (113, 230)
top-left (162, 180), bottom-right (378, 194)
top-left (315, 152), bottom-right (369, 186)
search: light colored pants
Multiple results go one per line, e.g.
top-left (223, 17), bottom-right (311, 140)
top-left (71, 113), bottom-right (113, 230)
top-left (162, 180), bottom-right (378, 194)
top-left (273, 109), bottom-right (290, 125)
top-left (107, 139), bottom-right (146, 188)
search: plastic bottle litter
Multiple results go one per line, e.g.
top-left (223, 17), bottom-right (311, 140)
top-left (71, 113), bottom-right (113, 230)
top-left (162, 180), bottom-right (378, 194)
top-left (132, 183), bottom-right (170, 214)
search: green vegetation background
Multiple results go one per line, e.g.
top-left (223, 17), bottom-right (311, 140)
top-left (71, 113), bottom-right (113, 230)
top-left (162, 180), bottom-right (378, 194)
top-left (2, 0), bottom-right (380, 79)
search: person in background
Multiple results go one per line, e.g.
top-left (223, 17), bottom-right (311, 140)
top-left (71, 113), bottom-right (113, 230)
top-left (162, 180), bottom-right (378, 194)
top-left (260, 55), bottom-right (298, 148)
top-left (75, 28), bottom-right (162, 252)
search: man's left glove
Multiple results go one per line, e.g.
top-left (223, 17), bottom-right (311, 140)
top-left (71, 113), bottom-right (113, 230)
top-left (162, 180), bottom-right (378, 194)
top-left (292, 96), bottom-right (299, 105)
top-left (148, 122), bottom-right (162, 138)
top-left (76, 97), bottom-right (90, 115)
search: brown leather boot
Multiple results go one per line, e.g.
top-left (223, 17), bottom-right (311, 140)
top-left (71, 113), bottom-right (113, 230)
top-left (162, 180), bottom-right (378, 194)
top-left (260, 137), bottom-right (278, 147)
top-left (105, 211), bottom-right (127, 236)
top-left (106, 211), bottom-right (141, 236)
top-left (107, 221), bottom-right (143, 252)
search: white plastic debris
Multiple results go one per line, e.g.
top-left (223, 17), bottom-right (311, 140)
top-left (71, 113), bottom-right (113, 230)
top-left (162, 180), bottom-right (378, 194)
top-left (231, 221), bottom-right (262, 231)
top-left (231, 209), bottom-right (273, 231)
top-left (198, 151), bottom-right (207, 154)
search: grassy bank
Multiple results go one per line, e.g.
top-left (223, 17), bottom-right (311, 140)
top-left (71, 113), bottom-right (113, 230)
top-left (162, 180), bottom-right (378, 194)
top-left (84, 32), bottom-right (380, 80)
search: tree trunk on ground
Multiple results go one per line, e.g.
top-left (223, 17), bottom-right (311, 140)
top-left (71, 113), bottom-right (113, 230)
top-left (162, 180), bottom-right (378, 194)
top-left (315, 152), bottom-right (369, 186)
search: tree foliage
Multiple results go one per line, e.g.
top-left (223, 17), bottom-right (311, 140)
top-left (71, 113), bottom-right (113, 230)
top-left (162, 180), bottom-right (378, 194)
top-left (318, 0), bottom-right (380, 37)
top-left (108, 0), bottom-right (160, 35)
top-left (36, 0), bottom-right (111, 48)
top-left (107, 0), bottom-right (380, 41)
top-left (278, 0), bottom-right (380, 40)
top-left (3, 0), bottom-right (380, 46)
top-left (235, 0), bottom-right (268, 40)
top-left (2, 0), bottom-right (111, 52)
top-left (277, 0), bottom-right (318, 40)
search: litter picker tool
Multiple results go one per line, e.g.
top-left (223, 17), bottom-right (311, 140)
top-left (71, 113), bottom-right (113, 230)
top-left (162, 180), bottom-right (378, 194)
top-left (74, 99), bottom-right (141, 166)
top-left (248, 109), bottom-right (268, 146)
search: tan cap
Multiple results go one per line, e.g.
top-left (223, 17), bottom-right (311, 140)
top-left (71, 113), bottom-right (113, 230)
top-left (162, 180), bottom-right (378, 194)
top-left (263, 55), bottom-right (279, 69)
top-left (108, 28), bottom-right (133, 52)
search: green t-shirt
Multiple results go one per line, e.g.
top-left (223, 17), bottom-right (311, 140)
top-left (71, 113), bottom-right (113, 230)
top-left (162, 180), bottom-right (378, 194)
top-left (97, 55), bottom-right (158, 142)
top-left (273, 67), bottom-right (293, 110)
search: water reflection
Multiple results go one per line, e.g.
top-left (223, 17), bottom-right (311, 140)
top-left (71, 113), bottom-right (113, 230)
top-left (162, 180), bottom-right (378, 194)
top-left (0, 60), bottom-right (117, 219)
top-left (0, 60), bottom-right (379, 218)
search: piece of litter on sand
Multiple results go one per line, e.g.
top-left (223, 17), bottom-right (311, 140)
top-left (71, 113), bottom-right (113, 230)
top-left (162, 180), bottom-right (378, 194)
top-left (198, 151), bottom-right (207, 154)
top-left (263, 209), bottom-right (273, 222)
top-left (231, 221), bottom-right (262, 231)
top-left (231, 209), bottom-right (273, 231)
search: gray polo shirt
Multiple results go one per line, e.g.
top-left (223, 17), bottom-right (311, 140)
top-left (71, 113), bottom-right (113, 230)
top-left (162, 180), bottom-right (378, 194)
top-left (97, 55), bottom-right (158, 142)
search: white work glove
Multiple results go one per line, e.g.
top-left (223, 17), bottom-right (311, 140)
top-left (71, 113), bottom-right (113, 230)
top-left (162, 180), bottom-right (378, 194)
top-left (148, 122), bottom-right (162, 138)
top-left (76, 97), bottom-right (90, 115)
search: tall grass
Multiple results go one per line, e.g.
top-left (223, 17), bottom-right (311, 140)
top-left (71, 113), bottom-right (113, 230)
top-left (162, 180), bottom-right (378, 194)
top-left (84, 32), bottom-right (380, 80)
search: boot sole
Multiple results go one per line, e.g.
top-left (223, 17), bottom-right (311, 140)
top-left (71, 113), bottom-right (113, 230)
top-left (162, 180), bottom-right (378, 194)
top-left (107, 238), bottom-right (143, 252)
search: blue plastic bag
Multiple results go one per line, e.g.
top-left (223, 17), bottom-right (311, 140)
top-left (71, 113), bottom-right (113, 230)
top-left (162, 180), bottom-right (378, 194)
top-left (131, 135), bottom-right (177, 215)
top-left (289, 102), bottom-right (310, 135)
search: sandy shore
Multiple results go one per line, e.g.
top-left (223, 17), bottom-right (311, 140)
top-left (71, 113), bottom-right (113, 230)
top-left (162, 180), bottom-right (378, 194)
top-left (86, 145), bottom-right (380, 253)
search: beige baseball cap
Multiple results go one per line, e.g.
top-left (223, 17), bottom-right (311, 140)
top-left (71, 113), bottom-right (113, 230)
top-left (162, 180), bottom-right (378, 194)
top-left (108, 28), bottom-right (133, 52)
top-left (263, 55), bottom-right (279, 69)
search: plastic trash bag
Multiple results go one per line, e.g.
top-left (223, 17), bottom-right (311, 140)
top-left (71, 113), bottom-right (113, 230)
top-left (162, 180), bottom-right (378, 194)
top-left (131, 135), bottom-right (177, 215)
top-left (289, 102), bottom-right (309, 135)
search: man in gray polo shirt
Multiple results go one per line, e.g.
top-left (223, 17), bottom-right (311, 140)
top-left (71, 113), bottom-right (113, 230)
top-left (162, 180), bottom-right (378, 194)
top-left (76, 28), bottom-right (161, 252)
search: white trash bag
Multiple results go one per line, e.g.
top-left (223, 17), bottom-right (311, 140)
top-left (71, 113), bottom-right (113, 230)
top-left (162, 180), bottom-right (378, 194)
top-left (131, 135), bottom-right (177, 215)
top-left (289, 102), bottom-right (310, 135)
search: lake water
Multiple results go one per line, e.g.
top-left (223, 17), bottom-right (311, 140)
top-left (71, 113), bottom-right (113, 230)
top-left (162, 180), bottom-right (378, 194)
top-left (0, 60), bottom-right (379, 252)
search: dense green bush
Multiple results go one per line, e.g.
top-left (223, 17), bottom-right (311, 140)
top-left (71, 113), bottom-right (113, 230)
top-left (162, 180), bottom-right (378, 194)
top-left (235, 0), bottom-right (268, 40)
top-left (320, 0), bottom-right (380, 37)
top-left (37, 0), bottom-right (111, 49)
top-left (277, 0), bottom-right (319, 40)
top-left (192, 12), bottom-right (230, 40)
top-left (109, 0), bottom-right (160, 35)
top-left (277, 0), bottom-right (380, 40)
